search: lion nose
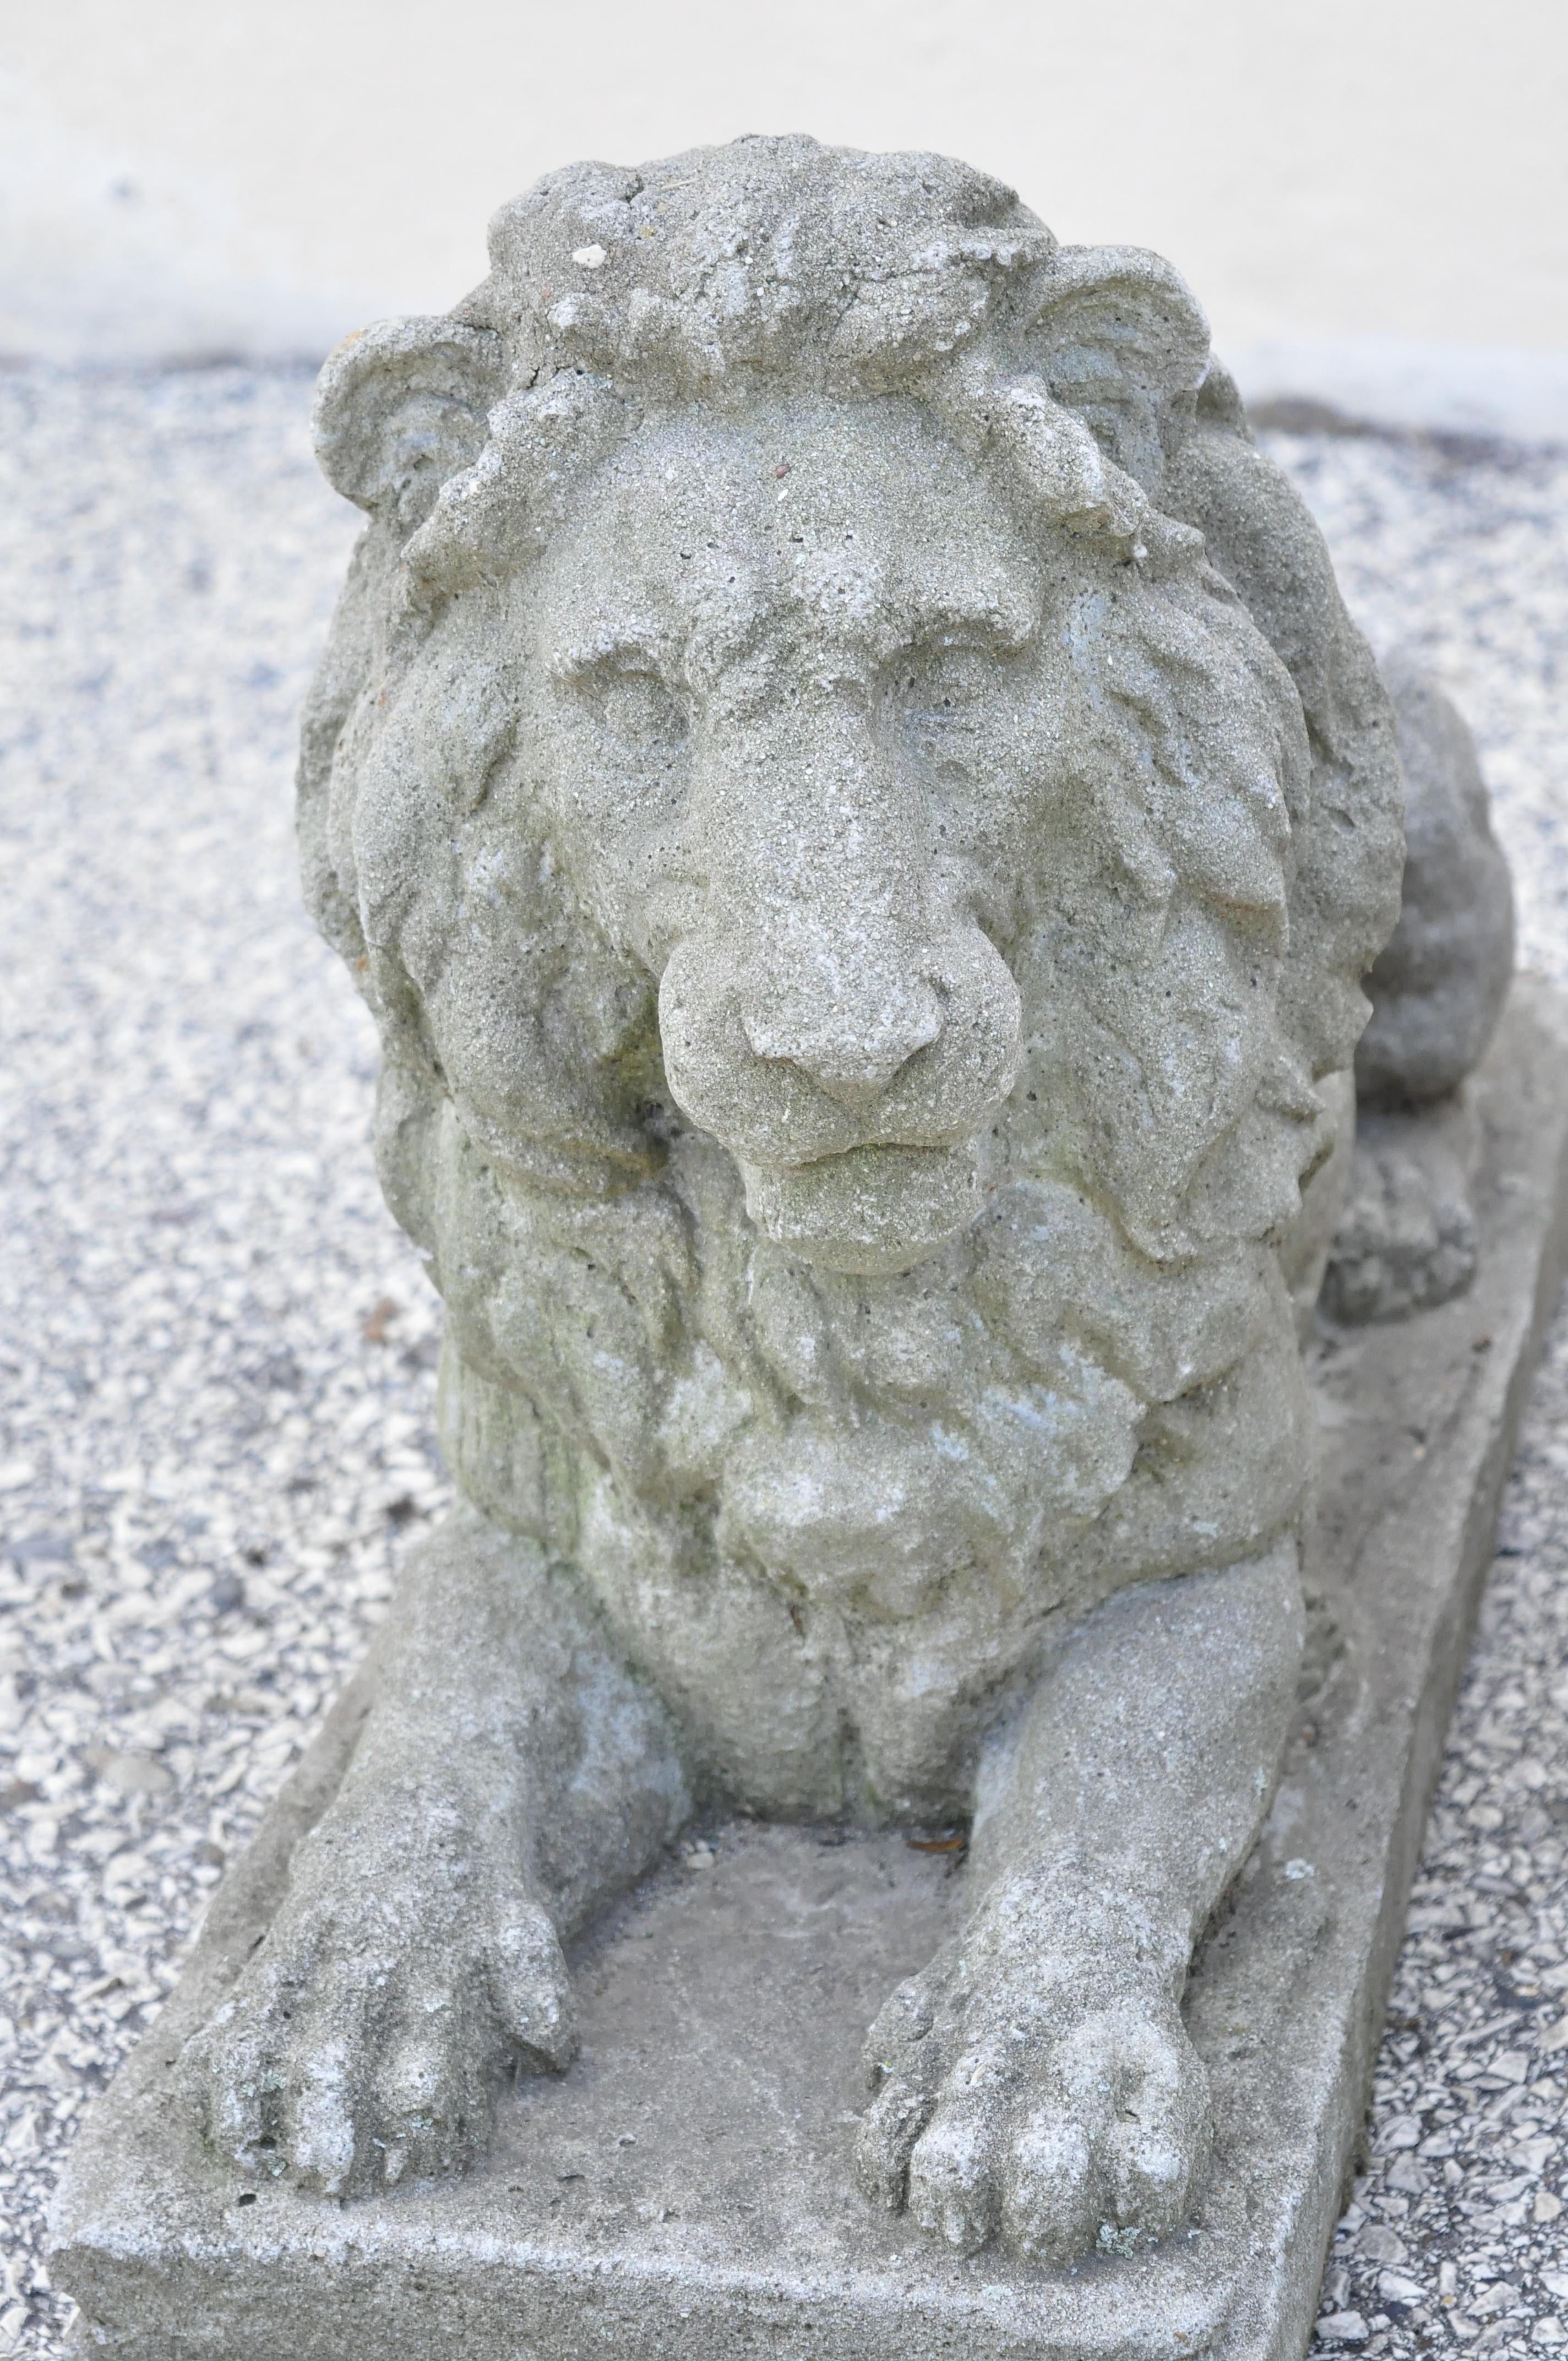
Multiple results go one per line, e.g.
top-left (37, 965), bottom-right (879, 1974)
top-left (741, 966), bottom-right (944, 1108)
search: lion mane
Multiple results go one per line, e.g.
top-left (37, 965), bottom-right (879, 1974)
top-left (296, 137), bottom-right (1402, 1815)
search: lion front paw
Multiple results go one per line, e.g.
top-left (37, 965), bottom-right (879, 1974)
top-left (853, 1898), bottom-right (1210, 2263)
top-left (181, 1800), bottom-right (575, 2196)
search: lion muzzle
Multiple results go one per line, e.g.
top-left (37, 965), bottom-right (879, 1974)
top-left (658, 896), bottom-right (1021, 1274)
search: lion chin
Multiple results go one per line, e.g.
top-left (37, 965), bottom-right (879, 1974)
top-left (738, 1141), bottom-right (989, 1275)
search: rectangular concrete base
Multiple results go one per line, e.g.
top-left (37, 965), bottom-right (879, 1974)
top-left (51, 978), bottom-right (1568, 2361)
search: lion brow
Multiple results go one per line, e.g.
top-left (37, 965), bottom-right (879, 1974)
top-left (897, 592), bottom-right (1037, 655)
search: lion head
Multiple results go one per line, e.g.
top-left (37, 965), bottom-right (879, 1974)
top-left (297, 138), bottom-right (1402, 1811)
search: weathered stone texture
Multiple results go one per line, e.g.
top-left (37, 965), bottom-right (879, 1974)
top-left (1327, 651), bottom-right (1516, 1324)
top-left (1357, 650), bottom-right (1515, 1110)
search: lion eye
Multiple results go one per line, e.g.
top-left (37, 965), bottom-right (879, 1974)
top-left (592, 668), bottom-right (687, 754)
top-left (905, 644), bottom-right (994, 714)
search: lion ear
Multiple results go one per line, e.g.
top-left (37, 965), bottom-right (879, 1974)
top-left (1027, 247), bottom-right (1211, 495)
top-left (311, 317), bottom-right (506, 530)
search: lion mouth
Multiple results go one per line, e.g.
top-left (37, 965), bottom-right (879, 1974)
top-left (737, 1140), bottom-right (988, 1274)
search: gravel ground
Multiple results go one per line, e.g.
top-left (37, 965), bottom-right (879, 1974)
top-left (1, 371), bottom-right (1566, 2358)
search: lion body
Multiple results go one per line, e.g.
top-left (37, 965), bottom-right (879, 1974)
top-left (299, 137), bottom-right (1403, 1824)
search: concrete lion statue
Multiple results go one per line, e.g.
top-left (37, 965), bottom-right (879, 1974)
top-left (183, 135), bottom-right (1410, 2266)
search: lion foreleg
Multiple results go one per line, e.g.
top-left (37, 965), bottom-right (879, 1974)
top-left (182, 1506), bottom-right (689, 2195)
top-left (856, 1541), bottom-right (1303, 2261)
